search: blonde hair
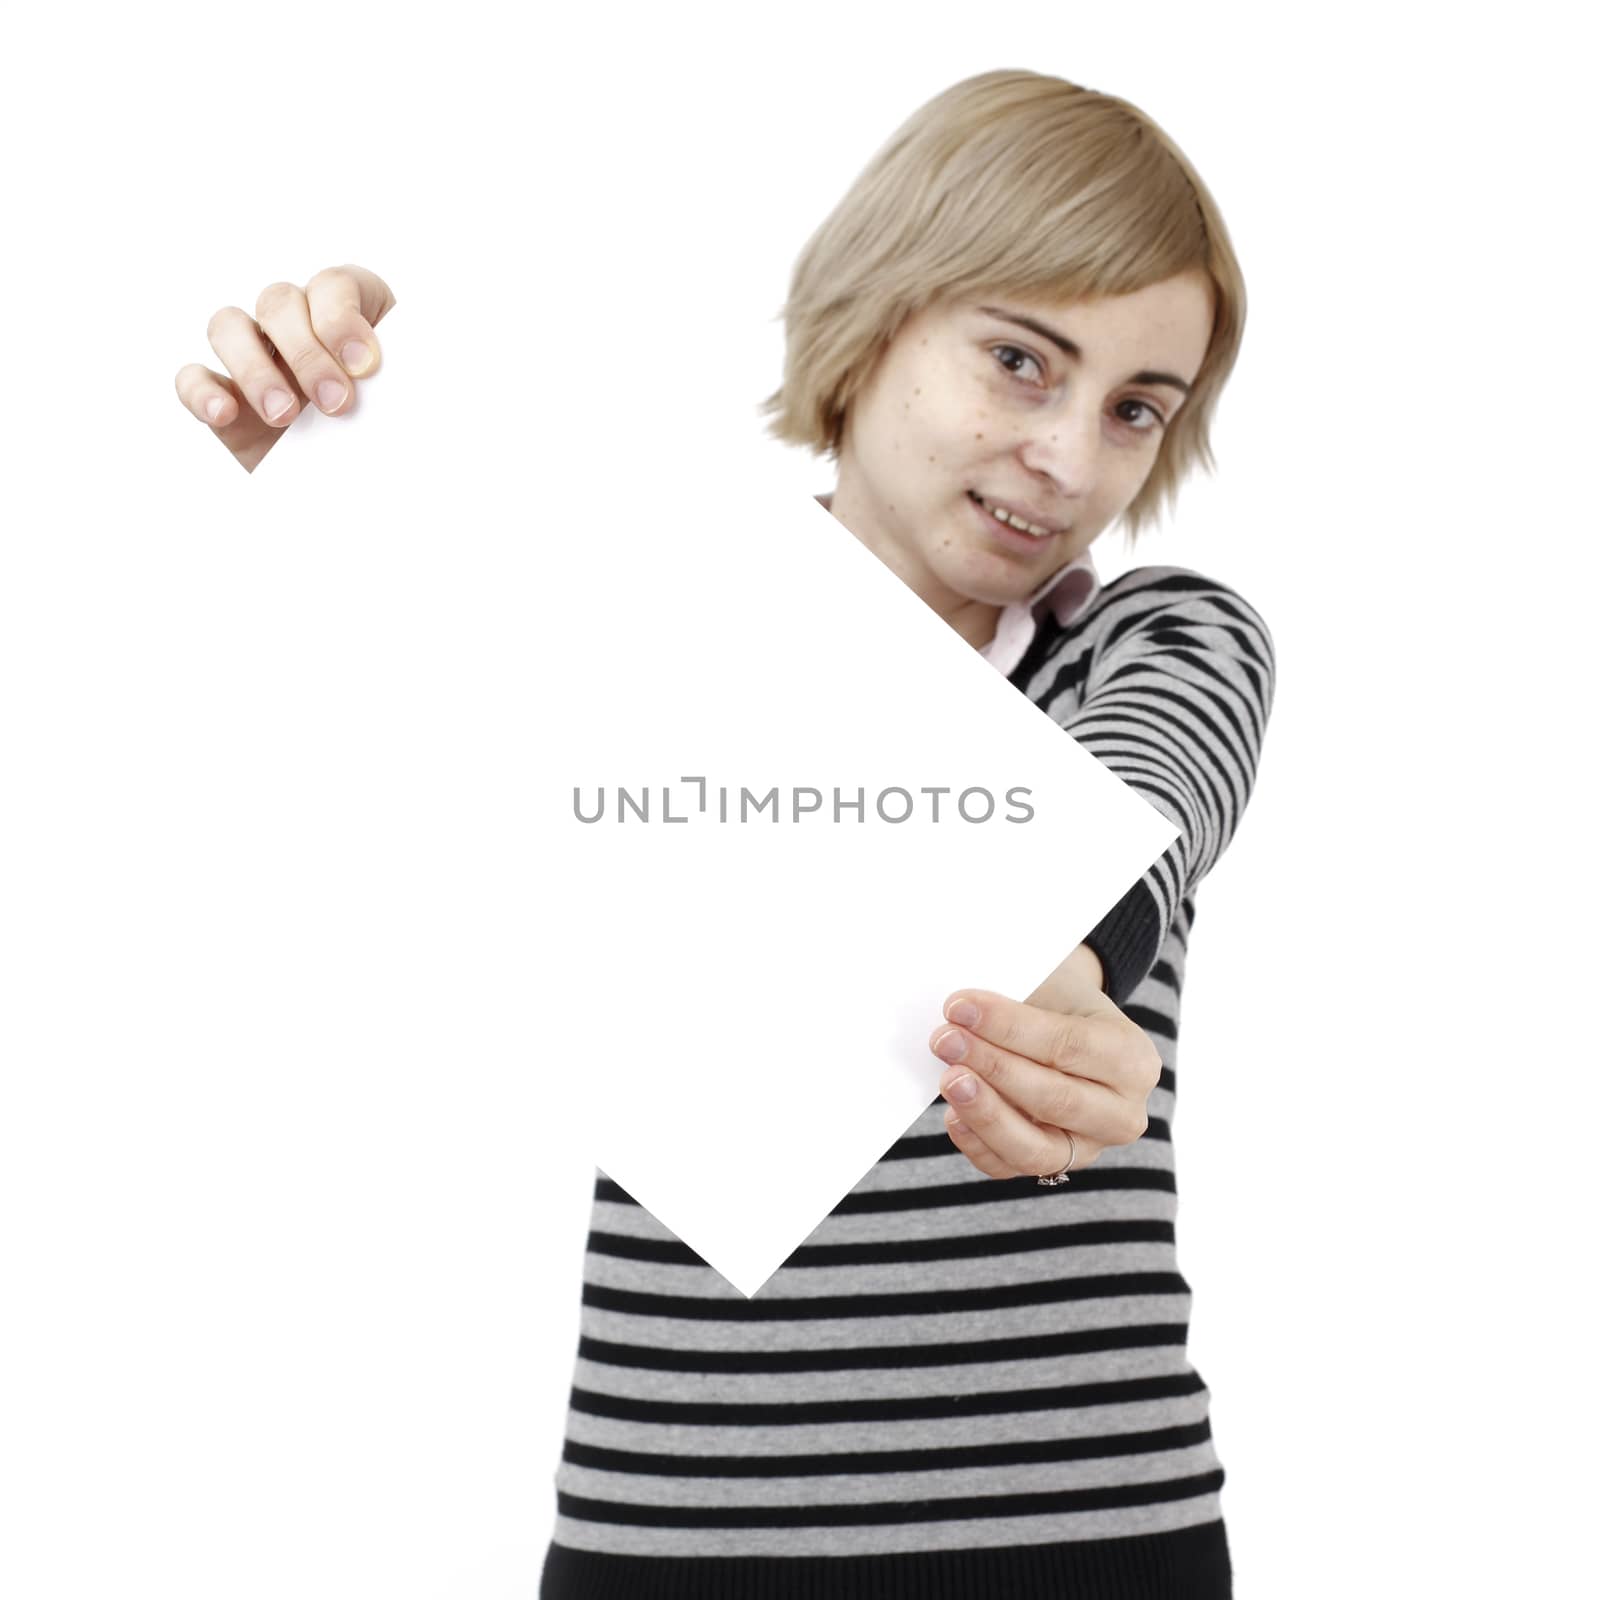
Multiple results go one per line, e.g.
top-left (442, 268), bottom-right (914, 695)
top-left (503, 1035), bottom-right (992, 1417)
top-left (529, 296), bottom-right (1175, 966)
top-left (760, 70), bottom-right (1245, 543)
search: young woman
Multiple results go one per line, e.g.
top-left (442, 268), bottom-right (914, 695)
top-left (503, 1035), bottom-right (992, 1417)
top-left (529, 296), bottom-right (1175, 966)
top-left (175, 68), bottom-right (1276, 1600)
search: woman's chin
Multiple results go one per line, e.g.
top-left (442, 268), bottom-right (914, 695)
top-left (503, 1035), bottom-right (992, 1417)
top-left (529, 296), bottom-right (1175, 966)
top-left (938, 546), bottom-right (1046, 609)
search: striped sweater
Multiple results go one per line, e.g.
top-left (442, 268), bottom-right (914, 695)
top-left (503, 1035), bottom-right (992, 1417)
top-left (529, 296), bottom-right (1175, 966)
top-left (540, 565), bottom-right (1278, 1599)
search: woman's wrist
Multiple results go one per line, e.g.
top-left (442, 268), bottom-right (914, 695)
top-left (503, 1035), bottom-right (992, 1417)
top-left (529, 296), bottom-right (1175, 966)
top-left (1062, 941), bottom-right (1107, 994)
top-left (1026, 942), bottom-right (1107, 1006)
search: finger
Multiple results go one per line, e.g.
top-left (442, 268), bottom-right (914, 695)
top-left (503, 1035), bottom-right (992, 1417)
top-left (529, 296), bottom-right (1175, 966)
top-left (943, 1109), bottom-right (1018, 1180)
top-left (175, 358), bottom-right (290, 473)
top-left (948, 1113), bottom-right (1104, 1181)
top-left (930, 1023), bottom-right (1149, 1146)
top-left (938, 1066), bottom-right (1076, 1178)
top-left (304, 263), bottom-right (393, 379)
top-left (254, 281), bottom-right (355, 417)
top-left (207, 305), bottom-right (304, 428)
top-left (174, 363), bottom-right (243, 428)
top-left (943, 989), bottom-right (1159, 1096)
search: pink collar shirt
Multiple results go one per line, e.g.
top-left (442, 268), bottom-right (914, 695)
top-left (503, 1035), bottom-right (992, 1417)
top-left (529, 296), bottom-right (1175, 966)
top-left (978, 549), bottom-right (1101, 677)
top-left (813, 492), bottom-right (1101, 679)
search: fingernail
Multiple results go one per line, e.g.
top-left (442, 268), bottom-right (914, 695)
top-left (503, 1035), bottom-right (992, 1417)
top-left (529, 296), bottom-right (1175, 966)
top-left (932, 1028), bottom-right (967, 1063)
top-left (944, 1074), bottom-right (978, 1105)
top-left (947, 1116), bottom-right (968, 1135)
top-left (946, 1000), bottom-right (980, 1027)
top-left (315, 378), bottom-right (347, 412)
top-left (204, 396), bottom-right (226, 422)
top-left (340, 340), bottom-right (372, 375)
top-left (264, 387), bottom-right (295, 420)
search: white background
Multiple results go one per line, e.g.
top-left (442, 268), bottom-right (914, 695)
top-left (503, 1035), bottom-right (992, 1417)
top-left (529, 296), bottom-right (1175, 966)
top-left (2, 3), bottom-right (1596, 1596)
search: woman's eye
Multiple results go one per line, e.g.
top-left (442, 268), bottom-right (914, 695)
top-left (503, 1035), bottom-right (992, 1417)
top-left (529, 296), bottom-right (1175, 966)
top-left (991, 344), bottom-right (1045, 384)
top-left (1114, 398), bottom-right (1166, 433)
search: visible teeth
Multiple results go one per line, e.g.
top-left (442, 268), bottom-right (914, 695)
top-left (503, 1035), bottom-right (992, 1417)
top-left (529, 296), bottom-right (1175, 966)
top-left (977, 495), bottom-right (1051, 537)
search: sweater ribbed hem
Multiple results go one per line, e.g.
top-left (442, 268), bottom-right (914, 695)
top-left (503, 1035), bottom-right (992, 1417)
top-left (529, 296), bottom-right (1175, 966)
top-left (540, 1518), bottom-right (1230, 1598)
top-left (1083, 878), bottom-right (1165, 1006)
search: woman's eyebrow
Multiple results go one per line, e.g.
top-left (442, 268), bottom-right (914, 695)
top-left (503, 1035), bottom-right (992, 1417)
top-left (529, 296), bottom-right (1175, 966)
top-left (978, 305), bottom-right (1193, 395)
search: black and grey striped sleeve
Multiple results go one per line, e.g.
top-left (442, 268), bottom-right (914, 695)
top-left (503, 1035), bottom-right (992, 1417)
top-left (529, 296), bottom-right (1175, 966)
top-left (1046, 567), bottom-right (1277, 1006)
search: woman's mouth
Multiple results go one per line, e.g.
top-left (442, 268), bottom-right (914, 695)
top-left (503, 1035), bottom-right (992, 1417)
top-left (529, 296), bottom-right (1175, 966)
top-left (967, 490), bottom-right (1059, 550)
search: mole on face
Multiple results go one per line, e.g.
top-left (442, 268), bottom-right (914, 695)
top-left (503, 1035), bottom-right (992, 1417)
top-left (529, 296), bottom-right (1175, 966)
top-left (974, 432), bottom-right (984, 440)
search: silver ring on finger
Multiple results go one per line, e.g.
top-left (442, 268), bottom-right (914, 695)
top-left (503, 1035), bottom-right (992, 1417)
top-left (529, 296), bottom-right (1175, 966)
top-left (1036, 1131), bottom-right (1078, 1187)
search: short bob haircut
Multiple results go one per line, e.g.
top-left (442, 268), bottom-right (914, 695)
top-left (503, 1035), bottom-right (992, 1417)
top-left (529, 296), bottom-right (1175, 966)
top-left (761, 70), bottom-right (1245, 545)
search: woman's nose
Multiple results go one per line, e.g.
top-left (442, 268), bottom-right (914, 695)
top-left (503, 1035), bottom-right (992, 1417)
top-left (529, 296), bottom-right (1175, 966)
top-left (1017, 411), bottom-right (1100, 499)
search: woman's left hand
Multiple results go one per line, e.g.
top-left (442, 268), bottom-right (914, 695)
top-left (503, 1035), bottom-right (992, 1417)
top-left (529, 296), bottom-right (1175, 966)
top-left (929, 948), bottom-right (1164, 1180)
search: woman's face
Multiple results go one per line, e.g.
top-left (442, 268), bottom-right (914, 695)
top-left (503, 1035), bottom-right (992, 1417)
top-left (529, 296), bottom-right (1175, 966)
top-left (830, 270), bottom-right (1215, 624)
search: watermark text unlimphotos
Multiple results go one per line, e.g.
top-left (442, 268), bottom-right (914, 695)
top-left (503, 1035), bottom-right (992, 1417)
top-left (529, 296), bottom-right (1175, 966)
top-left (573, 777), bottom-right (1035, 824)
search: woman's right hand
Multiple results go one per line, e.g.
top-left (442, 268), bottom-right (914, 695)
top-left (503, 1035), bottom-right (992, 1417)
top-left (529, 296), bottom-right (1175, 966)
top-left (174, 264), bottom-right (396, 473)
